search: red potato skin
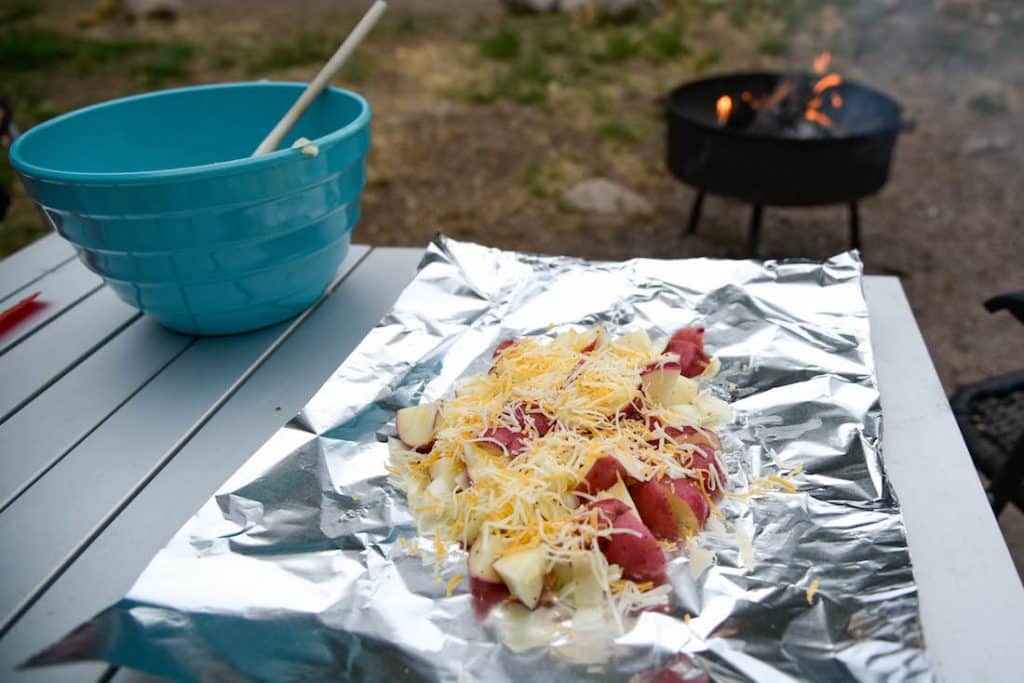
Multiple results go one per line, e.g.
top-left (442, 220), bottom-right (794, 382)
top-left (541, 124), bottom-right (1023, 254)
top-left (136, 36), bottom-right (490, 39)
top-left (576, 456), bottom-right (631, 495)
top-left (469, 576), bottom-right (510, 620)
top-left (670, 477), bottom-right (710, 531)
top-left (492, 339), bottom-right (516, 359)
top-left (665, 327), bottom-right (710, 378)
top-left (513, 403), bottom-right (552, 436)
top-left (629, 479), bottom-right (681, 540)
top-left (592, 500), bottom-right (666, 581)
top-left (641, 360), bottom-right (684, 376)
top-left (665, 426), bottom-right (723, 453)
top-left (687, 444), bottom-right (726, 499)
top-left (481, 427), bottom-right (528, 457)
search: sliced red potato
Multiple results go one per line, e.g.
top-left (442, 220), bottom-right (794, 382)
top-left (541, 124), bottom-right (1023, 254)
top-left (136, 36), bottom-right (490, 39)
top-left (512, 403), bottom-right (553, 436)
top-left (694, 394), bottom-right (732, 425)
top-left (578, 327), bottom-right (604, 353)
top-left (630, 476), bottom-right (711, 540)
top-left (493, 545), bottom-right (547, 609)
top-left (395, 402), bottom-right (440, 451)
top-left (426, 457), bottom-right (465, 498)
top-left (617, 328), bottom-right (656, 356)
top-left (596, 477), bottom-right (640, 517)
top-left (481, 426), bottom-right (528, 457)
top-left (492, 339), bottom-right (517, 358)
top-left (667, 326), bottom-right (705, 349)
top-left (468, 532), bottom-right (510, 582)
top-left (687, 444), bottom-right (726, 498)
top-left (664, 327), bottom-right (710, 378)
top-left (592, 499), bottom-right (666, 581)
top-left (664, 425), bottom-right (723, 453)
top-left (576, 455), bottom-right (630, 495)
top-left (668, 478), bottom-right (710, 536)
top-left (570, 554), bottom-right (605, 608)
top-left (641, 362), bottom-right (699, 406)
top-left (469, 576), bottom-right (510, 620)
top-left (462, 442), bottom-right (504, 483)
top-left (628, 479), bottom-right (681, 540)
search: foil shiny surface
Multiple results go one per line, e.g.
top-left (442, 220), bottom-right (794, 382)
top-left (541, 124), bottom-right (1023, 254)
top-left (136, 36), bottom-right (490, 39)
top-left (32, 236), bottom-right (931, 682)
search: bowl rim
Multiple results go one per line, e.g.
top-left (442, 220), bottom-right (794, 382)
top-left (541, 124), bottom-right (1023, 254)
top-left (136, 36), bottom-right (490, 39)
top-left (9, 81), bottom-right (370, 185)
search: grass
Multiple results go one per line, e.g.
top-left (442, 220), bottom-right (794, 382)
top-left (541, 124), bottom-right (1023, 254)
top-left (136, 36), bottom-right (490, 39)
top-left (596, 117), bottom-right (648, 144)
top-left (758, 35), bottom-right (789, 56)
top-left (246, 31), bottom-right (332, 74)
top-left (137, 41), bottom-right (195, 86)
top-left (0, 27), bottom-right (158, 72)
top-left (480, 27), bottom-right (521, 61)
top-left (693, 46), bottom-right (723, 73)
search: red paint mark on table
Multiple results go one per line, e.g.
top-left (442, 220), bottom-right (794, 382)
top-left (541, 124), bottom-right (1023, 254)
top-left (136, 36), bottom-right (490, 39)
top-left (0, 292), bottom-right (46, 336)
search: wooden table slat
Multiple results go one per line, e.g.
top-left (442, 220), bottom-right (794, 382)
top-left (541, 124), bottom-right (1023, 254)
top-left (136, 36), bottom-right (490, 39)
top-left (0, 233), bottom-right (75, 304)
top-left (0, 248), bottom-right (424, 681)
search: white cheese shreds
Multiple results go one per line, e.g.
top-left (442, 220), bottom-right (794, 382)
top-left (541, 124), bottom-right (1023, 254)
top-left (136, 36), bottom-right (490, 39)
top-left (389, 326), bottom-right (732, 647)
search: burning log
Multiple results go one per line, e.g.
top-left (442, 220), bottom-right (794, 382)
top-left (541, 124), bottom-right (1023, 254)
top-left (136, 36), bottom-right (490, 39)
top-left (715, 53), bottom-right (846, 138)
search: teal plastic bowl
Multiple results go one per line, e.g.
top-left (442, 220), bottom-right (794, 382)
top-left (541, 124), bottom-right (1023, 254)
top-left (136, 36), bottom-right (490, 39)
top-left (9, 82), bottom-right (370, 335)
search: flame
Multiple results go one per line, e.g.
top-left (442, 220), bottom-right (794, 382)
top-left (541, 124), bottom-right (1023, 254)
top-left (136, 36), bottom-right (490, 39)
top-left (813, 51), bottom-right (832, 74)
top-left (741, 90), bottom-right (753, 103)
top-left (805, 108), bottom-right (833, 127)
top-left (716, 95), bottom-right (733, 125)
top-left (813, 73), bottom-right (843, 94)
top-left (831, 93), bottom-right (843, 108)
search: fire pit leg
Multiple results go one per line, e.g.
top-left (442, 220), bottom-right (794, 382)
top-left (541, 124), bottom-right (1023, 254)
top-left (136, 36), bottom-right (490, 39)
top-left (849, 202), bottom-right (861, 251)
top-left (748, 205), bottom-right (763, 256)
top-left (686, 191), bottom-right (705, 236)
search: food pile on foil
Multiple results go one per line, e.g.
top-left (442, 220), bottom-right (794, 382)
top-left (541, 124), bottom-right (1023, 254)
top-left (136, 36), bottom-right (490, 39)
top-left (27, 237), bottom-right (931, 682)
top-left (389, 325), bottom-right (733, 655)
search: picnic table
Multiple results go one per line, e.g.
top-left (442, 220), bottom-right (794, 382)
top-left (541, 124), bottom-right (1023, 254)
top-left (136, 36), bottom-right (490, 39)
top-left (0, 234), bottom-right (1021, 682)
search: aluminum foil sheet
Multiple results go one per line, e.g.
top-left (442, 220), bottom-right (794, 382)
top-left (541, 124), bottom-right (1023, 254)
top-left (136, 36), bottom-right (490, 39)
top-left (31, 236), bottom-right (931, 682)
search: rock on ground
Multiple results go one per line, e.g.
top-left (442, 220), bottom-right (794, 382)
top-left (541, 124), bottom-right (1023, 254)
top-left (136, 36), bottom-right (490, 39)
top-left (563, 178), bottom-right (653, 216)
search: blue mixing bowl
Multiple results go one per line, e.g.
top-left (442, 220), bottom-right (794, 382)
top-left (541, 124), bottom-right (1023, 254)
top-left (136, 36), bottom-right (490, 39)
top-left (9, 82), bottom-right (370, 335)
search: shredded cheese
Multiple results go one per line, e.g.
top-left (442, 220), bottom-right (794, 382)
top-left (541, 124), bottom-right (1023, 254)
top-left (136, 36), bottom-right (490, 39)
top-left (446, 573), bottom-right (464, 597)
top-left (389, 326), bottom-right (732, 637)
top-left (806, 578), bottom-right (820, 605)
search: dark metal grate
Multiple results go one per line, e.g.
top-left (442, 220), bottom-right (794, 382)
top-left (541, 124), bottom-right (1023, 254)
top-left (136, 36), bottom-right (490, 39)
top-left (970, 390), bottom-right (1024, 457)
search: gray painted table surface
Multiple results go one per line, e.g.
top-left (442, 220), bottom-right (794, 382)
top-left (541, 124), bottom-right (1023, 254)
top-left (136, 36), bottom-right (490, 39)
top-left (0, 235), bottom-right (1020, 682)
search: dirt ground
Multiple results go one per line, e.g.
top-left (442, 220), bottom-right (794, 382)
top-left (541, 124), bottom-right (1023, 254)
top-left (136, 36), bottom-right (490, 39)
top-left (2, 1), bottom-right (1023, 572)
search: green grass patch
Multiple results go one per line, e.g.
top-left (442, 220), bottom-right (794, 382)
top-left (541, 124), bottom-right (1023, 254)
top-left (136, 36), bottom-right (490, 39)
top-left (693, 46), bottom-right (723, 73)
top-left (480, 27), bottom-right (521, 61)
top-left (643, 25), bottom-right (691, 61)
top-left (0, 27), bottom-right (159, 74)
top-left (596, 117), bottom-right (648, 144)
top-left (247, 31), bottom-right (332, 74)
top-left (758, 35), bottom-right (789, 56)
top-left (465, 49), bottom-right (553, 106)
top-left (137, 41), bottom-right (195, 86)
top-left (593, 30), bottom-right (639, 62)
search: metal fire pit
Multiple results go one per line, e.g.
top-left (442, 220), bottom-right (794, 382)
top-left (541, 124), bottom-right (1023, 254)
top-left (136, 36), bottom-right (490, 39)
top-left (666, 71), bottom-right (905, 254)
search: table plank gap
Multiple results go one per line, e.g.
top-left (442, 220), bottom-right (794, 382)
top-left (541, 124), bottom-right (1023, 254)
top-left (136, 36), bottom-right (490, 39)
top-left (0, 334), bottom-right (199, 515)
top-left (0, 253), bottom-right (105, 355)
top-left (0, 310), bottom-right (142, 427)
top-left (0, 246), bottom-right (373, 640)
top-left (0, 247), bottom-right (425, 682)
top-left (0, 233), bottom-right (75, 303)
